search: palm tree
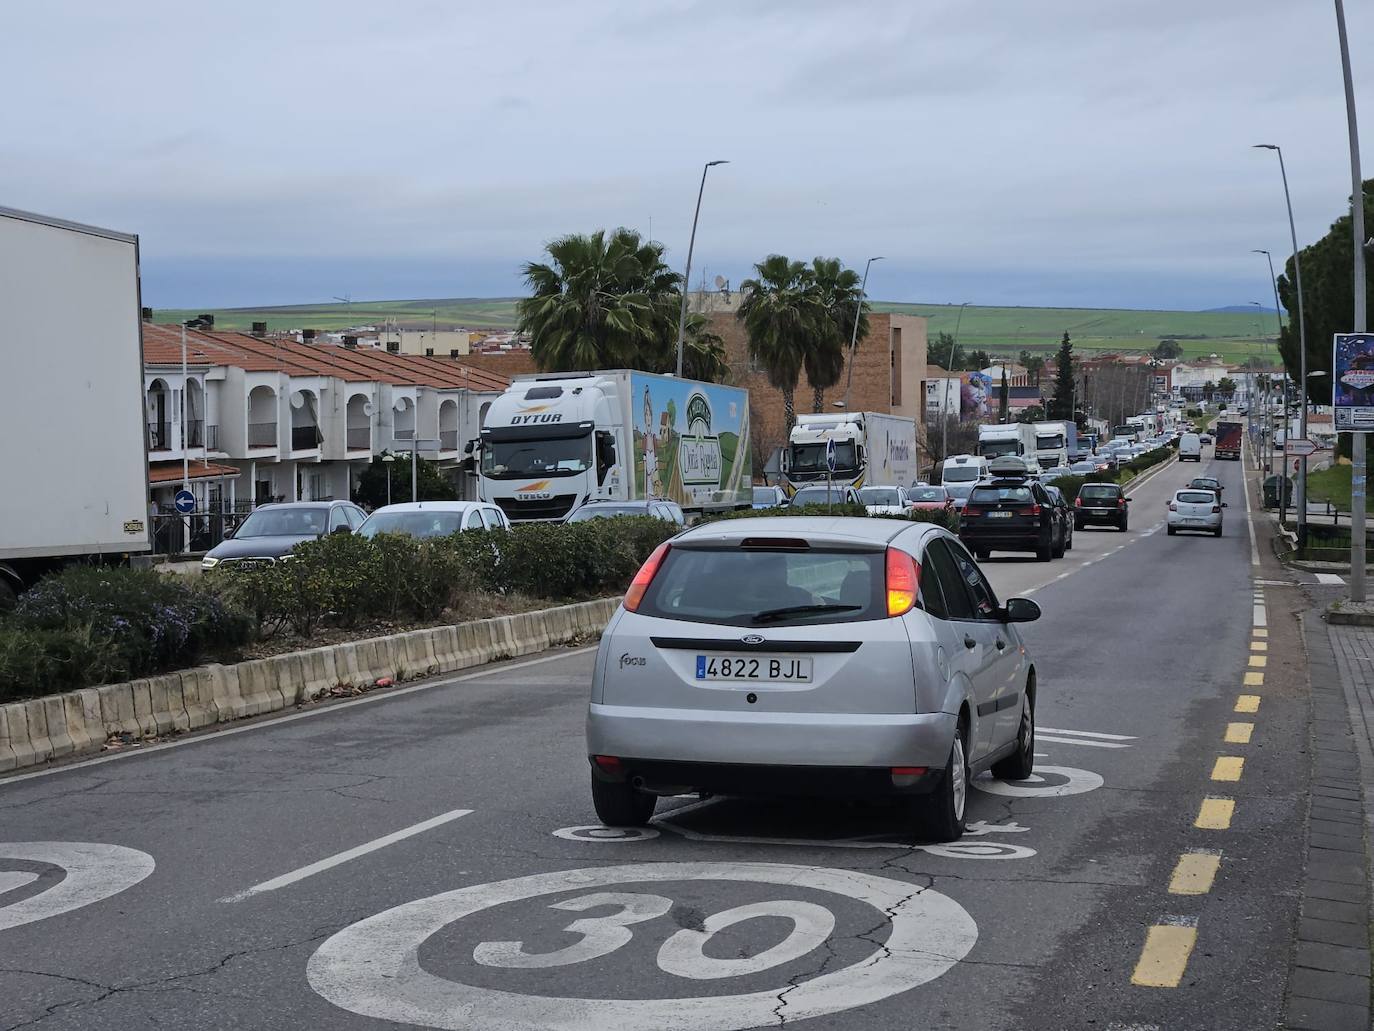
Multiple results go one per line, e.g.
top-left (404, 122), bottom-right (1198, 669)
top-left (737, 256), bottom-right (820, 432)
top-left (518, 228), bottom-right (678, 372)
top-left (805, 257), bottom-right (869, 411)
top-left (680, 313), bottom-right (729, 383)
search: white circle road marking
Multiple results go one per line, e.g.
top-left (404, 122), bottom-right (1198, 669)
top-left (307, 861), bottom-right (977, 1031)
top-left (656, 899), bottom-right (836, 981)
top-left (971, 765), bottom-right (1104, 798)
top-left (0, 842), bottom-right (155, 933)
top-left (552, 825), bottom-right (660, 843)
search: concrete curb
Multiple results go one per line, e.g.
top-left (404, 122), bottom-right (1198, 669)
top-left (0, 597), bottom-right (619, 774)
top-left (1327, 609), bottom-right (1374, 628)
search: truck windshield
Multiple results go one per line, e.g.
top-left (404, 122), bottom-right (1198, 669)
top-left (482, 434), bottom-right (591, 478)
top-left (978, 439), bottom-right (1022, 458)
top-left (790, 441), bottom-right (857, 473)
top-left (1035, 433), bottom-right (1065, 450)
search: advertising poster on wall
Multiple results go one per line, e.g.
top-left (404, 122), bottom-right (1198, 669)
top-left (1333, 333), bottom-right (1374, 431)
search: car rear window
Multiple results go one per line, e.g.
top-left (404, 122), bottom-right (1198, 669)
top-left (1178, 491), bottom-right (1217, 504)
top-left (1078, 485), bottom-right (1119, 499)
top-left (791, 488), bottom-right (851, 506)
top-left (637, 546), bottom-right (885, 626)
top-left (968, 485), bottom-right (1031, 505)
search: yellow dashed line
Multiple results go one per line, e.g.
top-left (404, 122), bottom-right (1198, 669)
top-left (1131, 922), bottom-right (1199, 987)
top-left (1244, 671), bottom-right (1264, 686)
top-left (1248, 655), bottom-right (1267, 668)
top-left (1251, 641), bottom-right (1268, 652)
top-left (1211, 756), bottom-right (1244, 782)
top-left (1168, 852), bottom-right (1221, 895)
top-left (1235, 694), bottom-right (1261, 713)
top-left (1253, 629), bottom-right (1268, 639)
top-left (1225, 722), bottom-right (1254, 744)
top-left (1196, 797), bottom-right (1235, 829)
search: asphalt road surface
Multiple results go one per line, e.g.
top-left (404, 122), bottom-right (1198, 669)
top-left (0, 452), bottom-right (1308, 1031)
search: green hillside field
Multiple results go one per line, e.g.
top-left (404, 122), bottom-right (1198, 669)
top-left (156, 297), bottom-right (1281, 364)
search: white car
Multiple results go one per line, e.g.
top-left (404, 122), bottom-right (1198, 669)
top-left (857, 485), bottom-right (910, 516)
top-left (356, 501), bottom-right (510, 539)
top-left (1166, 489), bottom-right (1224, 537)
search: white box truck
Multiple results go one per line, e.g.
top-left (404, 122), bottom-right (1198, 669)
top-left (0, 207), bottom-right (150, 603)
top-left (977, 422), bottom-right (1041, 473)
top-left (476, 370), bottom-right (751, 521)
top-left (782, 411), bottom-right (917, 492)
top-left (1033, 421), bottom-right (1076, 469)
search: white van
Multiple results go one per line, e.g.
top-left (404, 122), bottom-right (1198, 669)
top-left (940, 454), bottom-right (989, 508)
top-left (1178, 432), bottom-right (1202, 462)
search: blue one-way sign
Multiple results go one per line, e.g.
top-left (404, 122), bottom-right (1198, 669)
top-left (173, 489), bottom-right (195, 514)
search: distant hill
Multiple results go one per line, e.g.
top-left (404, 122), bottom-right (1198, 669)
top-left (1200, 305), bottom-right (1278, 315)
top-left (154, 297), bottom-right (1280, 365)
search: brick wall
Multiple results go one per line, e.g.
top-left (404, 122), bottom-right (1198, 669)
top-left (708, 312), bottom-right (927, 471)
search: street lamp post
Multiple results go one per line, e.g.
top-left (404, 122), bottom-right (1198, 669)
top-left (1335, 0), bottom-right (1367, 600)
top-left (1253, 249), bottom-right (1286, 493)
top-left (839, 256), bottom-right (884, 410)
top-left (382, 452), bottom-right (395, 506)
top-left (674, 160), bottom-right (729, 378)
top-left (1254, 144), bottom-right (1311, 549)
top-left (941, 301), bottom-right (971, 462)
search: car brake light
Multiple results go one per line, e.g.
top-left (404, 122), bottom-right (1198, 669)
top-left (962, 507), bottom-right (981, 517)
top-left (623, 542), bottom-right (670, 612)
top-left (886, 547), bottom-right (918, 617)
top-left (1074, 496), bottom-right (1082, 507)
top-left (592, 755), bottom-right (621, 772)
top-left (1016, 505), bottom-right (1042, 516)
top-left (1212, 505), bottom-right (1221, 514)
top-left (1117, 498), bottom-right (1126, 508)
top-left (1169, 502), bottom-right (1178, 511)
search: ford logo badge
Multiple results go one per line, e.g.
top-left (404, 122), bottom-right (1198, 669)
top-left (741, 634), bottom-right (765, 645)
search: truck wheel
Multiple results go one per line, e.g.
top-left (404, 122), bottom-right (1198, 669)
top-left (591, 775), bottom-right (657, 827)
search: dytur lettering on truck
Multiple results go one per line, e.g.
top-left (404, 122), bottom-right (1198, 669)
top-left (509, 413), bottom-right (565, 425)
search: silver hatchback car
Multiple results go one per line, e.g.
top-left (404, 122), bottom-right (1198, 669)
top-left (586, 517), bottom-right (1042, 841)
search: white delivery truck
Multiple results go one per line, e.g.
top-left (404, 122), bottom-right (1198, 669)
top-left (0, 207), bottom-right (150, 603)
top-left (475, 370), bottom-right (751, 521)
top-left (782, 411), bottom-right (917, 493)
top-left (1033, 421), bottom-right (1075, 470)
top-left (977, 422), bottom-right (1041, 474)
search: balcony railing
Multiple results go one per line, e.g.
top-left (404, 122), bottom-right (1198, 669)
top-left (204, 424), bottom-right (219, 450)
top-left (291, 424), bottom-right (321, 450)
top-left (149, 423), bottom-right (171, 451)
top-left (346, 426), bottom-right (371, 450)
top-left (248, 421), bottom-right (277, 447)
top-left (183, 419), bottom-right (204, 448)
top-left (440, 429), bottom-right (459, 451)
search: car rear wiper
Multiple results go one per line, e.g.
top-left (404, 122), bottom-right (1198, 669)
top-left (752, 603), bottom-right (863, 624)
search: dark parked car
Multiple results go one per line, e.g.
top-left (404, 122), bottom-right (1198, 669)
top-left (201, 500), bottom-right (366, 570)
top-left (959, 475), bottom-right (1062, 561)
top-left (1073, 482), bottom-right (1130, 531)
top-left (566, 499), bottom-right (683, 525)
top-left (1043, 485), bottom-right (1073, 554)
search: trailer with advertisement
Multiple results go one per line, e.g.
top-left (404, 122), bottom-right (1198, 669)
top-left (783, 412), bottom-right (917, 493)
top-left (1213, 420), bottom-right (1243, 461)
top-left (476, 371), bottom-right (751, 521)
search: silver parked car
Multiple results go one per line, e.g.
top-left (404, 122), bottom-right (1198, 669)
top-left (1166, 488), bottom-right (1225, 537)
top-left (586, 517), bottom-right (1041, 841)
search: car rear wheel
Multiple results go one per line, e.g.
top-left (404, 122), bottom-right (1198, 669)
top-left (1213, 526), bottom-right (1223, 538)
top-left (1073, 517), bottom-right (1084, 531)
top-left (1167, 526), bottom-right (1177, 536)
top-left (1036, 537), bottom-right (1053, 561)
top-left (992, 693), bottom-right (1035, 780)
top-left (915, 730), bottom-right (968, 843)
top-left (591, 775), bottom-right (657, 827)
top-left (1119, 518), bottom-right (1129, 532)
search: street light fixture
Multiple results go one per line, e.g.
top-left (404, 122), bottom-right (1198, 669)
top-left (1254, 144), bottom-right (1311, 549)
top-left (381, 452), bottom-right (395, 507)
top-left (674, 160), bottom-right (729, 378)
top-left (836, 256), bottom-right (885, 410)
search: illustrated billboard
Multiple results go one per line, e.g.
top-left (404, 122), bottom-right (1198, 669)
top-left (961, 372), bottom-right (992, 421)
top-left (1332, 333), bottom-right (1374, 431)
top-left (632, 373), bottom-right (751, 507)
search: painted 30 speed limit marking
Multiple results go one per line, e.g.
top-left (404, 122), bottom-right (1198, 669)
top-left (308, 861), bottom-right (977, 1031)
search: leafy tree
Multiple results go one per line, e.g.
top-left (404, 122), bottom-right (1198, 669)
top-left (737, 255), bottom-right (822, 432)
top-left (679, 313), bottom-right (729, 383)
top-left (1017, 404), bottom-right (1046, 424)
top-left (352, 454), bottom-right (457, 511)
top-left (967, 349), bottom-right (992, 371)
top-left (1275, 177), bottom-right (1374, 404)
top-left (804, 258), bottom-right (870, 412)
top-left (997, 365), bottom-right (1010, 423)
top-left (518, 228), bottom-right (679, 373)
top-left (1048, 332), bottom-right (1075, 420)
top-left (1153, 339), bottom-right (1182, 360)
top-left (931, 331), bottom-right (962, 370)
top-left (1202, 380), bottom-right (1216, 401)
top-left (1217, 376), bottom-right (1237, 396)
top-left (1022, 353), bottom-right (1046, 386)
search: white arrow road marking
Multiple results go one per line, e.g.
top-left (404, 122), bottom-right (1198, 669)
top-left (307, 862), bottom-right (978, 1031)
top-left (219, 808), bottom-right (472, 903)
top-left (0, 842), bottom-right (155, 933)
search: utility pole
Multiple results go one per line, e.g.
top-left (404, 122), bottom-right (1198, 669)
top-left (839, 256), bottom-right (884, 410)
top-left (674, 160), bottom-right (728, 378)
top-left (1335, 0), bottom-right (1367, 600)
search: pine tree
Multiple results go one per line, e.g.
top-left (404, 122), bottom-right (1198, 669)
top-left (1049, 332), bottom-right (1075, 421)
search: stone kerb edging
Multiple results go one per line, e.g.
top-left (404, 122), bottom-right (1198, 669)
top-left (0, 597), bottom-right (620, 774)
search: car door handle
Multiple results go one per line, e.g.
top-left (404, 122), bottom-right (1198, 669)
top-left (995, 639), bottom-right (1006, 650)
top-left (963, 635), bottom-right (977, 650)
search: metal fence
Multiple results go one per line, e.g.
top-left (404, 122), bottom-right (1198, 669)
top-left (149, 509), bottom-right (252, 556)
top-left (247, 422), bottom-right (277, 447)
top-left (346, 427), bottom-right (371, 450)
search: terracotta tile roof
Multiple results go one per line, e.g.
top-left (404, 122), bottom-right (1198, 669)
top-left (148, 460), bottom-right (240, 483)
top-left (144, 325), bottom-right (510, 392)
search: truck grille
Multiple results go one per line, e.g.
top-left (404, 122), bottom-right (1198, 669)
top-left (495, 495), bottom-right (578, 521)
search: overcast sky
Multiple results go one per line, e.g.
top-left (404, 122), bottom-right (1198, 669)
top-left (3, 0), bottom-right (1370, 311)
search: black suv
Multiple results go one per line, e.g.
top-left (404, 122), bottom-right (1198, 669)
top-left (959, 474), bottom-right (1063, 561)
top-left (1074, 482), bottom-right (1130, 531)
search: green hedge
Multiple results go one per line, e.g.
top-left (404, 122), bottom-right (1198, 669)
top-left (0, 567), bottom-right (251, 701)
